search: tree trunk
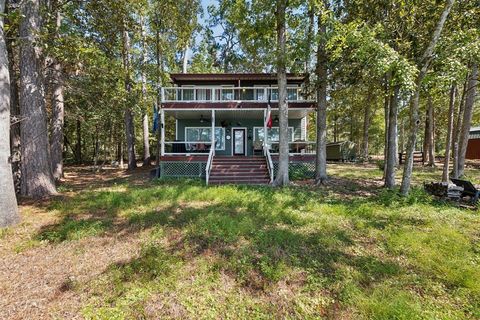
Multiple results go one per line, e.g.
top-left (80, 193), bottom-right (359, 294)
top-left (400, 0), bottom-right (454, 195)
top-left (182, 45), bottom-right (188, 74)
top-left (423, 109), bottom-right (429, 164)
top-left (442, 85), bottom-right (456, 182)
top-left (0, 0), bottom-right (19, 227)
top-left (140, 16), bottom-right (150, 166)
top-left (452, 80), bottom-right (466, 178)
top-left (384, 85), bottom-right (399, 188)
top-left (383, 78), bottom-right (390, 178)
top-left (5, 0), bottom-right (20, 194)
top-left (273, 0), bottom-right (289, 186)
top-left (75, 119), bottom-right (82, 163)
top-left (314, 9), bottom-right (328, 185)
top-left (50, 6), bottom-right (64, 181)
top-left (362, 92), bottom-right (371, 162)
top-left (457, 63), bottom-right (478, 177)
top-left (122, 25), bottom-right (136, 170)
top-left (19, 0), bottom-right (56, 198)
top-left (427, 95), bottom-right (435, 166)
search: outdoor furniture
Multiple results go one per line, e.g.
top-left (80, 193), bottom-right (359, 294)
top-left (451, 179), bottom-right (480, 203)
top-left (253, 140), bottom-right (263, 155)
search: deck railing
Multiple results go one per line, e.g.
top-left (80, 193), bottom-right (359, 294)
top-left (269, 141), bottom-right (316, 155)
top-left (163, 141), bottom-right (213, 155)
top-left (205, 146), bottom-right (215, 185)
top-left (162, 86), bottom-right (310, 103)
top-left (264, 143), bottom-right (274, 183)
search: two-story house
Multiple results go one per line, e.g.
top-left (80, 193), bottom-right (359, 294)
top-left (158, 73), bottom-right (316, 184)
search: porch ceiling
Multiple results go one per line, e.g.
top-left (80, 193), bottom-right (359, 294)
top-left (165, 108), bottom-right (313, 120)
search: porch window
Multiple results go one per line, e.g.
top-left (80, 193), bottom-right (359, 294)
top-left (185, 127), bottom-right (225, 150)
top-left (253, 127), bottom-right (294, 142)
top-left (181, 86), bottom-right (194, 101)
top-left (221, 86), bottom-right (234, 101)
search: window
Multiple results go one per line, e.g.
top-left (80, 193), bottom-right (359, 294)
top-left (253, 127), bottom-right (294, 142)
top-left (254, 86), bottom-right (266, 101)
top-left (181, 86), bottom-right (194, 101)
top-left (270, 88), bottom-right (278, 100)
top-left (185, 127), bottom-right (225, 150)
top-left (221, 86), bottom-right (234, 101)
top-left (287, 87), bottom-right (298, 100)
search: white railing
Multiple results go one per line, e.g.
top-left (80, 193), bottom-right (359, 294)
top-left (206, 145), bottom-right (215, 185)
top-left (163, 141), bottom-right (213, 155)
top-left (269, 141), bottom-right (316, 155)
top-left (162, 86), bottom-right (310, 103)
top-left (264, 143), bottom-right (274, 183)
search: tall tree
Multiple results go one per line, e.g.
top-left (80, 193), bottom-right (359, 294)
top-left (19, 0), bottom-right (56, 197)
top-left (400, 0), bottom-right (455, 195)
top-left (442, 84), bottom-right (456, 182)
top-left (457, 63), bottom-right (478, 177)
top-left (273, 0), bottom-right (289, 186)
top-left (140, 14), bottom-right (150, 166)
top-left (122, 22), bottom-right (136, 170)
top-left (0, 0), bottom-right (19, 227)
top-left (314, 7), bottom-right (328, 185)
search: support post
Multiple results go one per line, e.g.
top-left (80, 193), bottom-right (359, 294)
top-left (211, 109), bottom-right (215, 156)
top-left (263, 109), bottom-right (267, 153)
top-left (160, 108), bottom-right (165, 156)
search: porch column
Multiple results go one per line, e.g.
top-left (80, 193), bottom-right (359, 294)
top-left (263, 109), bottom-right (267, 152)
top-left (160, 108), bottom-right (165, 156)
top-left (211, 109), bottom-right (215, 156)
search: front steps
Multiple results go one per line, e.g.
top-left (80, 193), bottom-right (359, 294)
top-left (209, 156), bottom-right (271, 185)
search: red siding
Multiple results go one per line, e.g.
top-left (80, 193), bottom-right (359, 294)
top-left (466, 139), bottom-right (480, 159)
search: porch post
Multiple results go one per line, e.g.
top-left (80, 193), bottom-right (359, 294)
top-left (160, 108), bottom-right (165, 156)
top-left (211, 109), bottom-right (215, 156)
top-left (263, 109), bottom-right (267, 153)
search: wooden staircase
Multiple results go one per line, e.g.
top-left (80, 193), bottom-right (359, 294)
top-left (208, 156), bottom-right (271, 185)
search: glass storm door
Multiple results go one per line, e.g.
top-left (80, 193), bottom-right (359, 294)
top-left (233, 129), bottom-right (246, 155)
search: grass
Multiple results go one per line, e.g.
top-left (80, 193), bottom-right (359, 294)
top-left (2, 163), bottom-right (480, 319)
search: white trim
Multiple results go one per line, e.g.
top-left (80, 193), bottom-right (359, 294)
top-left (184, 126), bottom-right (226, 151)
top-left (231, 127), bottom-right (247, 156)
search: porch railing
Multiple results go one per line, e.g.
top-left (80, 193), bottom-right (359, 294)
top-left (264, 143), bottom-right (274, 183)
top-left (163, 141), bottom-right (213, 155)
top-left (269, 141), bottom-right (316, 155)
top-left (162, 86), bottom-right (310, 103)
top-left (205, 146), bottom-right (215, 185)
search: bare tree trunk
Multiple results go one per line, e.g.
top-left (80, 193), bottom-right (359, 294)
top-left (314, 9), bottom-right (328, 185)
top-left (426, 94), bottom-right (435, 166)
top-left (305, 0), bottom-right (314, 74)
top-left (0, 0), bottom-right (19, 227)
top-left (362, 91), bottom-right (371, 161)
top-left (50, 6), bottom-right (64, 181)
top-left (457, 63), bottom-right (478, 177)
top-left (452, 81), bottom-right (466, 178)
top-left (19, 0), bottom-right (56, 198)
top-left (75, 119), bottom-right (82, 163)
top-left (423, 109), bottom-right (429, 164)
top-left (155, 21), bottom-right (162, 167)
top-left (442, 85), bottom-right (456, 182)
top-left (400, 0), bottom-right (454, 195)
top-left (273, 0), bottom-right (289, 186)
top-left (140, 15), bottom-right (150, 166)
top-left (383, 78), bottom-right (390, 178)
top-left (384, 85), bottom-right (399, 188)
top-left (122, 25), bottom-right (136, 170)
top-left (5, 0), bottom-right (20, 194)
top-left (182, 45), bottom-right (188, 74)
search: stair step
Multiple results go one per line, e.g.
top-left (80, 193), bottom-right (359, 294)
top-left (212, 165), bottom-right (267, 169)
top-left (209, 179), bottom-right (270, 185)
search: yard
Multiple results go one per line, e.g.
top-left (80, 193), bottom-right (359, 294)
top-left (1, 163), bottom-right (479, 319)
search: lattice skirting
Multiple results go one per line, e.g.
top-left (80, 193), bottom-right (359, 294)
top-left (273, 161), bottom-right (315, 180)
top-left (160, 162), bottom-right (206, 178)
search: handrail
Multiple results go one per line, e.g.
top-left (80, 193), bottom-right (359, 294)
top-left (264, 143), bottom-right (274, 183)
top-left (205, 145), bottom-right (215, 185)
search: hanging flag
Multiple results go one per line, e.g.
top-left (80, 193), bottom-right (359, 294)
top-left (152, 104), bottom-right (159, 133)
top-left (265, 95), bottom-right (273, 129)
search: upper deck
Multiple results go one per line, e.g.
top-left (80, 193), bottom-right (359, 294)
top-left (161, 73), bottom-right (315, 108)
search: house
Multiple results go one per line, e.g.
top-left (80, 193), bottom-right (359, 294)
top-left (466, 126), bottom-right (480, 160)
top-left (158, 73), bottom-right (317, 184)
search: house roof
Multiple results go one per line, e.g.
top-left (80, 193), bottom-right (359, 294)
top-left (169, 73), bottom-right (307, 84)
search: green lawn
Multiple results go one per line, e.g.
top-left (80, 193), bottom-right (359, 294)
top-left (2, 163), bottom-right (480, 319)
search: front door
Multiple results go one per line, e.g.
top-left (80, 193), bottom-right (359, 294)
top-left (233, 128), bottom-right (246, 155)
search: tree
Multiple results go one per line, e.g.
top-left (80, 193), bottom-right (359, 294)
top-left (19, 0), bottom-right (56, 198)
top-left (0, 0), bottom-right (19, 227)
top-left (400, 0), bottom-right (455, 195)
top-left (273, 0), bottom-right (289, 186)
top-left (315, 3), bottom-right (328, 185)
top-left (442, 85), bottom-right (456, 182)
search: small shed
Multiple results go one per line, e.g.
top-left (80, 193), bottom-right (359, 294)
top-left (326, 141), bottom-right (356, 162)
top-left (466, 126), bottom-right (480, 160)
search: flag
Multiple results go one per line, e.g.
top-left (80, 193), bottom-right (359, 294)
top-left (152, 104), bottom-right (159, 133)
top-left (265, 95), bottom-right (272, 129)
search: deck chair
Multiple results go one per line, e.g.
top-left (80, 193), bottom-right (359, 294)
top-left (451, 179), bottom-right (480, 203)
